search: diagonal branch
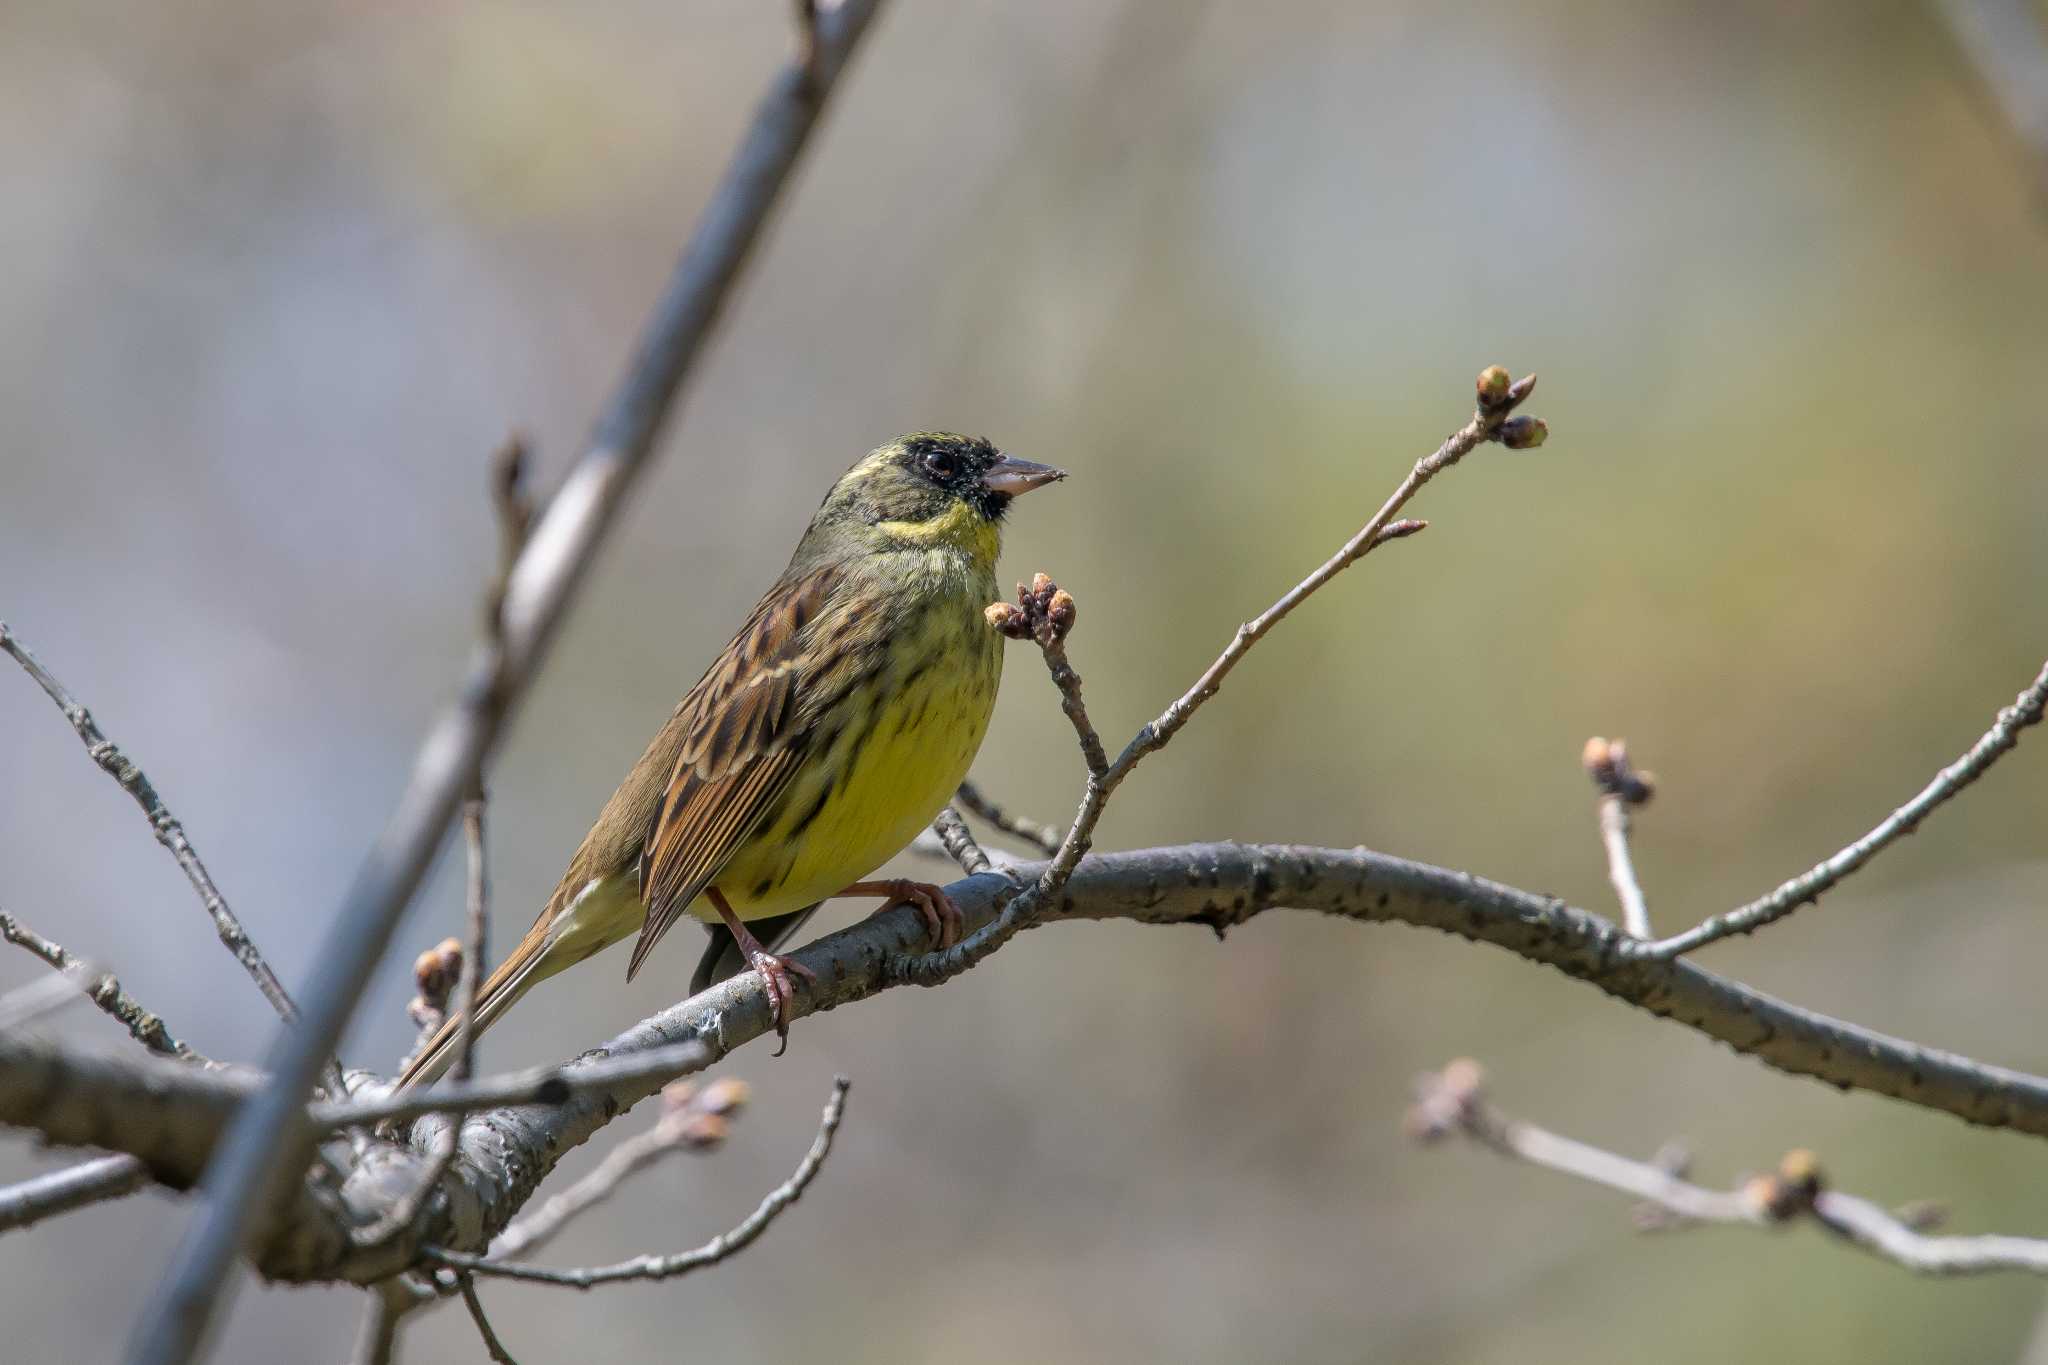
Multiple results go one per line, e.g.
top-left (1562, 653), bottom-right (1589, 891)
top-left (0, 624), bottom-right (300, 1028)
top-left (1410, 1058), bottom-right (2048, 1276)
top-left (904, 366), bottom-right (1539, 988)
top-left (1632, 656), bottom-right (2048, 960)
top-left (137, 2), bottom-right (891, 1357)
top-left (1, 910), bottom-right (198, 1062)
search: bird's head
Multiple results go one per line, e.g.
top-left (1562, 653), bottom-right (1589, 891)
top-left (804, 433), bottom-right (1065, 565)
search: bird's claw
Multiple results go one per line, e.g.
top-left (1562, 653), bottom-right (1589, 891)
top-left (747, 949), bottom-right (816, 1057)
top-left (880, 878), bottom-right (963, 950)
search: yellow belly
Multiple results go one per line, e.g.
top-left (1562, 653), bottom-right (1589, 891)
top-left (709, 630), bottom-right (1001, 921)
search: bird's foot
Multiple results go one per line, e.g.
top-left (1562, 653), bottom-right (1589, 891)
top-left (839, 878), bottom-right (964, 950)
top-left (743, 945), bottom-right (817, 1056)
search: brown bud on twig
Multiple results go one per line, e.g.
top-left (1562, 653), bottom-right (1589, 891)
top-left (406, 937), bottom-right (464, 1028)
top-left (658, 1076), bottom-right (753, 1151)
top-left (1498, 415), bottom-right (1548, 449)
top-left (1745, 1149), bottom-right (1824, 1222)
top-left (1404, 1057), bottom-right (1488, 1143)
top-left (995, 572), bottom-right (1079, 647)
top-left (984, 601), bottom-right (1030, 640)
top-left (1507, 372), bottom-right (1538, 404)
top-left (1045, 589), bottom-right (1077, 641)
top-left (1583, 737), bottom-right (1656, 805)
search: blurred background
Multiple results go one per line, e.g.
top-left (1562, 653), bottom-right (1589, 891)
top-left (3, 1), bottom-right (2047, 1360)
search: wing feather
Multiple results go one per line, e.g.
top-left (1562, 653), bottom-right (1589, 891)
top-left (627, 564), bottom-right (843, 980)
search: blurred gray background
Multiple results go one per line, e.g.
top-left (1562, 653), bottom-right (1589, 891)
top-left (4, 1), bottom-right (2047, 1361)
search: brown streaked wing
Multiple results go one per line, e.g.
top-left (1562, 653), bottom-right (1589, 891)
top-left (627, 564), bottom-right (842, 980)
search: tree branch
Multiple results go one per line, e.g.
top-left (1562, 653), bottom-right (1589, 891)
top-left (0, 1154), bottom-right (149, 1233)
top-left (1409, 1058), bottom-right (2048, 1276)
top-left (1632, 655), bottom-right (2048, 960)
top-left (136, 3), bottom-right (891, 1357)
top-left (456, 1274), bottom-right (522, 1364)
top-left (904, 367), bottom-right (1533, 989)
top-left (9, 836), bottom-right (2048, 1288)
top-left (422, 1077), bottom-right (848, 1288)
top-left (953, 780), bottom-right (1062, 857)
top-left (0, 625), bottom-right (302, 1030)
top-left (485, 1077), bottom-right (751, 1263)
top-left (0, 910), bottom-right (198, 1062)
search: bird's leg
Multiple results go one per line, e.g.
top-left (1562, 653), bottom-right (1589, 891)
top-left (707, 886), bottom-right (815, 1054)
top-left (836, 878), bottom-right (964, 951)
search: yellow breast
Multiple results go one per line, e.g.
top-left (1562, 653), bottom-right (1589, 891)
top-left (708, 577), bottom-right (1002, 920)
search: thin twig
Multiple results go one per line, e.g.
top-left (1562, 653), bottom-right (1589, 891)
top-left (907, 367), bottom-right (1536, 984)
top-left (0, 1154), bottom-right (148, 1233)
top-left (1633, 656), bottom-right (2048, 960)
top-left (487, 1078), bottom-right (750, 1262)
top-left (425, 1077), bottom-right (848, 1287)
top-left (0, 624), bottom-right (304, 1032)
top-left (1583, 738), bottom-right (1655, 940)
top-left (0, 911), bottom-right (196, 1061)
top-left (1410, 1059), bottom-right (2048, 1276)
top-left (348, 1277), bottom-right (431, 1365)
top-left (1598, 801), bottom-right (1651, 939)
top-left (928, 805), bottom-right (993, 876)
top-left (314, 1039), bottom-right (716, 1133)
top-left (138, 5), bottom-right (889, 1356)
top-left (457, 1274), bottom-right (521, 1364)
top-left (953, 780), bottom-right (1062, 856)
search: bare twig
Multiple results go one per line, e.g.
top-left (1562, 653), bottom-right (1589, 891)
top-left (323, 1039), bottom-right (716, 1133)
top-left (0, 1154), bottom-right (148, 1233)
top-left (953, 780), bottom-right (1063, 857)
top-left (488, 1078), bottom-right (750, 1262)
top-left (1582, 738), bottom-right (1656, 939)
top-left (0, 911), bottom-right (196, 1061)
top-left (348, 1277), bottom-right (430, 1365)
top-left (928, 805), bottom-right (993, 877)
top-left (0, 624), bottom-right (302, 1030)
top-left (139, 4), bottom-right (889, 1356)
top-left (907, 366), bottom-right (1537, 985)
top-left (424, 1076), bottom-right (847, 1288)
top-left (457, 1274), bottom-right (521, 1364)
top-left (1410, 1059), bottom-right (2048, 1276)
top-left (1633, 656), bottom-right (2048, 960)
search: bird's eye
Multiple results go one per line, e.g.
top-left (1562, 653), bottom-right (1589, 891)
top-left (921, 451), bottom-right (956, 480)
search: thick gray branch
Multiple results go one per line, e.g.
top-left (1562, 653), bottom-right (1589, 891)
top-left (4, 842), bottom-right (2046, 1289)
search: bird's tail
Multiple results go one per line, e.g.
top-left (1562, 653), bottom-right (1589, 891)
top-left (394, 872), bottom-right (643, 1092)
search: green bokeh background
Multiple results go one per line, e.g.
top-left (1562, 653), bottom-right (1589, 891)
top-left (3, 2), bottom-right (2046, 1361)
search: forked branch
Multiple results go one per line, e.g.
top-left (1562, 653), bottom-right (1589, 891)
top-left (1410, 1059), bottom-right (2048, 1276)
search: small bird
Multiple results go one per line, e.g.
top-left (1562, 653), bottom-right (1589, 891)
top-left (397, 435), bottom-right (1064, 1087)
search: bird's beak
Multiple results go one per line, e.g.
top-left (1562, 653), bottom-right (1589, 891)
top-left (981, 457), bottom-right (1067, 497)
